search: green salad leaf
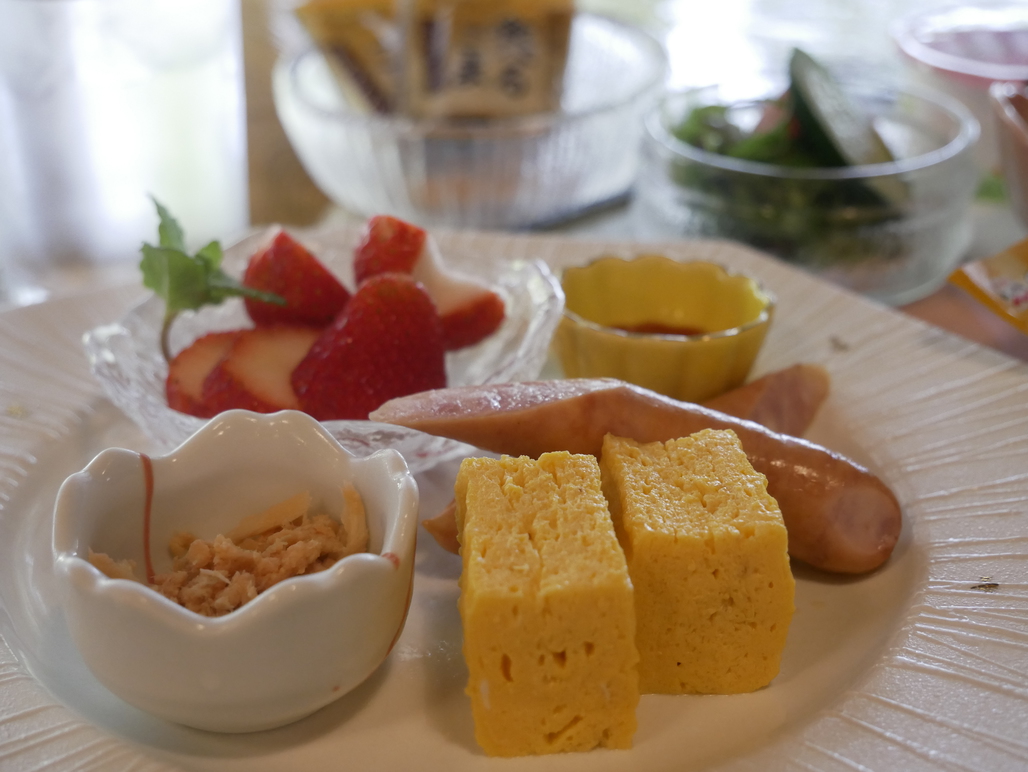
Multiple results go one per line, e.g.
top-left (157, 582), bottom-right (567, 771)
top-left (140, 198), bottom-right (284, 362)
top-left (669, 49), bottom-right (908, 267)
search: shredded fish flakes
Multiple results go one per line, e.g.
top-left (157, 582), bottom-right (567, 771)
top-left (89, 484), bottom-right (369, 617)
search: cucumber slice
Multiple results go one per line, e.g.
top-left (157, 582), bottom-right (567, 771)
top-left (789, 48), bottom-right (906, 205)
top-left (789, 48), bottom-right (893, 167)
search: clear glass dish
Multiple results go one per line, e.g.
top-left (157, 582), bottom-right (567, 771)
top-left (634, 82), bottom-right (981, 306)
top-left (271, 13), bottom-right (667, 230)
top-left (82, 225), bottom-right (564, 473)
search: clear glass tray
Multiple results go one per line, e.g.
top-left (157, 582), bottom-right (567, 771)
top-left (82, 224), bottom-right (564, 473)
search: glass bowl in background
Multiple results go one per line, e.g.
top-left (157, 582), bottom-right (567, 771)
top-left (271, 13), bottom-right (666, 230)
top-left (634, 83), bottom-right (980, 306)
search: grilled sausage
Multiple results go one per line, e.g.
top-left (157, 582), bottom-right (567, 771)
top-left (371, 379), bottom-right (902, 574)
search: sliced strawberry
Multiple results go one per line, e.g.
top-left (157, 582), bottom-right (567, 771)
top-left (166, 331), bottom-right (243, 417)
top-left (242, 229), bottom-right (351, 327)
top-left (409, 238), bottom-right (505, 350)
top-left (292, 273), bottom-right (447, 421)
top-left (352, 215), bottom-right (427, 285)
top-left (202, 326), bottom-right (320, 414)
top-left (439, 291), bottom-right (506, 350)
top-left (353, 216), bottom-right (505, 350)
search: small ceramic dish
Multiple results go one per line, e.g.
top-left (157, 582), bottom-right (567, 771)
top-left (81, 224), bottom-right (564, 474)
top-left (52, 410), bottom-right (418, 733)
top-left (553, 255), bottom-right (774, 403)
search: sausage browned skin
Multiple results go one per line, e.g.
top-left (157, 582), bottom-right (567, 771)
top-left (370, 379), bottom-right (902, 575)
top-left (701, 362), bottom-right (830, 436)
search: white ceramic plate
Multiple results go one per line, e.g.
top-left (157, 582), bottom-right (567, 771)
top-left (2, 229), bottom-right (1027, 771)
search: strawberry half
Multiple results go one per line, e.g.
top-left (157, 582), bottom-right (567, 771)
top-left (166, 330), bottom-right (243, 417)
top-left (352, 215), bottom-right (427, 285)
top-left (438, 290), bottom-right (506, 350)
top-left (291, 273), bottom-right (447, 421)
top-left (410, 238), bottom-right (505, 350)
top-left (353, 216), bottom-right (505, 350)
top-left (202, 326), bottom-right (320, 414)
top-left (242, 229), bottom-right (351, 327)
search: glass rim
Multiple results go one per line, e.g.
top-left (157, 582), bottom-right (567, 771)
top-left (644, 82), bottom-right (981, 180)
top-left (562, 303), bottom-right (774, 342)
top-left (890, 3), bottom-right (1028, 83)
top-left (281, 12), bottom-right (668, 136)
top-left (560, 256), bottom-right (776, 342)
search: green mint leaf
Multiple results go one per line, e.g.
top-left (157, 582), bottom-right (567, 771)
top-left (141, 199), bottom-right (287, 362)
top-left (151, 196), bottom-right (187, 252)
top-left (195, 239), bottom-right (223, 270)
top-left (207, 270), bottom-right (285, 306)
top-left (140, 243), bottom-right (212, 312)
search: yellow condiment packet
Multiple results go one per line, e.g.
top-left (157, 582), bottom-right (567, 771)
top-left (949, 237), bottom-right (1028, 334)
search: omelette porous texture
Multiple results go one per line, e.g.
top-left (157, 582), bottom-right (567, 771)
top-left (455, 451), bottom-right (640, 757)
top-left (600, 429), bottom-right (795, 695)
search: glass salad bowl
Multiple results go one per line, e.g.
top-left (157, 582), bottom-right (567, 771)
top-left (82, 224), bottom-right (564, 474)
top-left (635, 82), bottom-right (980, 306)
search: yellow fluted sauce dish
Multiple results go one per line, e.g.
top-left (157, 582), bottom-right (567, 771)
top-left (555, 255), bottom-right (774, 403)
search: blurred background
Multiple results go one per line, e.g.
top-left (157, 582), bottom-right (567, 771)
top-left (246, 0), bottom-right (1023, 229)
top-left (2, 0), bottom-right (1027, 354)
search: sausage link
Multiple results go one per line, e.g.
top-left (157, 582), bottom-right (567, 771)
top-left (371, 379), bottom-right (902, 574)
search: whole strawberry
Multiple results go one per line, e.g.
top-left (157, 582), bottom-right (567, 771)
top-left (243, 229), bottom-right (351, 327)
top-left (291, 273), bottom-right (447, 420)
top-left (353, 215), bottom-right (426, 285)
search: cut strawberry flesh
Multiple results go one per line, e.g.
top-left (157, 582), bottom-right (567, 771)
top-left (411, 239), bottom-right (505, 349)
top-left (166, 331), bottom-right (243, 418)
top-left (440, 291), bottom-right (506, 350)
top-left (354, 218), bottom-right (506, 350)
top-left (202, 326), bottom-right (320, 414)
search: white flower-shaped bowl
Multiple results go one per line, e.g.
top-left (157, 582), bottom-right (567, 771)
top-left (51, 410), bottom-right (418, 733)
top-left (82, 224), bottom-right (564, 474)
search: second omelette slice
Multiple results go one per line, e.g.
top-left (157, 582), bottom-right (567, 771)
top-left (600, 429), bottom-right (795, 695)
